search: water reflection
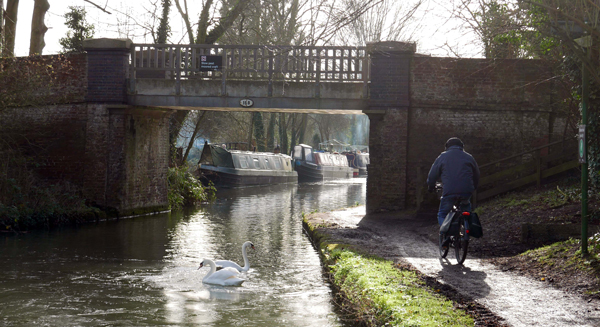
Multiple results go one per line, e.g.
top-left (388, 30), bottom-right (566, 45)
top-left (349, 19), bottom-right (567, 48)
top-left (0, 178), bottom-right (366, 326)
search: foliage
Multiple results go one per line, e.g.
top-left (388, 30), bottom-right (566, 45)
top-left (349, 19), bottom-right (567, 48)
top-left (0, 55), bottom-right (81, 108)
top-left (167, 166), bottom-right (216, 210)
top-left (324, 247), bottom-right (474, 326)
top-left (59, 6), bottom-right (95, 53)
top-left (155, 0), bottom-right (172, 44)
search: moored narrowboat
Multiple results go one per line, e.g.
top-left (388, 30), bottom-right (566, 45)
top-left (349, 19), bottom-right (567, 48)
top-left (343, 150), bottom-right (369, 177)
top-left (291, 144), bottom-right (354, 182)
top-left (198, 142), bottom-right (297, 187)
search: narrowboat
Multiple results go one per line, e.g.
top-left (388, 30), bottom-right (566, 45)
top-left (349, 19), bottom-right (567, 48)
top-left (291, 144), bottom-right (354, 182)
top-left (198, 142), bottom-right (297, 187)
top-left (343, 149), bottom-right (369, 177)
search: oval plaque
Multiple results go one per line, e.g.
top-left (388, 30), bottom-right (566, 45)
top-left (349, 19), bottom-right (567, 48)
top-left (240, 99), bottom-right (254, 108)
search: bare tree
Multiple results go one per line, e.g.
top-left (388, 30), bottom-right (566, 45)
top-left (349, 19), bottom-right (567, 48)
top-left (29, 0), bottom-right (50, 55)
top-left (335, 0), bottom-right (423, 46)
top-left (2, 0), bottom-right (18, 57)
top-left (0, 0), bottom-right (4, 54)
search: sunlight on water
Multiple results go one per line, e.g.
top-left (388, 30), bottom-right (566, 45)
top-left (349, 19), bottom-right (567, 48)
top-left (0, 178), bottom-right (366, 326)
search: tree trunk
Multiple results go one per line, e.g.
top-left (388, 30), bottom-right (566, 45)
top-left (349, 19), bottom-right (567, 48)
top-left (298, 113), bottom-right (308, 145)
top-left (182, 111), bottom-right (207, 163)
top-left (267, 113), bottom-right (276, 151)
top-left (0, 0), bottom-right (4, 54)
top-left (29, 0), bottom-right (49, 56)
top-left (247, 112), bottom-right (255, 150)
top-left (2, 0), bottom-right (18, 57)
top-left (279, 113), bottom-right (289, 155)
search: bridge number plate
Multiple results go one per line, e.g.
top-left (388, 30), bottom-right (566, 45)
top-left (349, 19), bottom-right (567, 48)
top-left (240, 99), bottom-right (254, 107)
top-left (578, 124), bottom-right (586, 164)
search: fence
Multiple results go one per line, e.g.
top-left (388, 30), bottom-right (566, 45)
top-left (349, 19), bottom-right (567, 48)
top-left (129, 44), bottom-right (370, 95)
top-left (475, 138), bottom-right (579, 203)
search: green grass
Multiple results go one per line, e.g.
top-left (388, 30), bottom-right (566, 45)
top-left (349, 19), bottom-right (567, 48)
top-left (521, 234), bottom-right (600, 279)
top-left (477, 182), bottom-right (589, 216)
top-left (321, 245), bottom-right (473, 326)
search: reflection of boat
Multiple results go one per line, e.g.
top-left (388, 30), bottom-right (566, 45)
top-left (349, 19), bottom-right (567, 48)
top-left (291, 144), bottom-right (353, 182)
top-left (198, 142), bottom-right (297, 187)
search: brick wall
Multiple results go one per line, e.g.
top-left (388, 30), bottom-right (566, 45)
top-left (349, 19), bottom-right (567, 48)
top-left (106, 108), bottom-right (171, 214)
top-left (408, 57), bottom-right (569, 209)
top-left (86, 49), bottom-right (130, 103)
top-left (366, 42), bottom-right (414, 213)
top-left (1, 103), bottom-right (171, 215)
top-left (366, 43), bottom-right (571, 212)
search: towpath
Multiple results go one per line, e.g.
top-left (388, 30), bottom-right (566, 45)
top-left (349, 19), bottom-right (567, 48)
top-left (309, 206), bottom-right (600, 327)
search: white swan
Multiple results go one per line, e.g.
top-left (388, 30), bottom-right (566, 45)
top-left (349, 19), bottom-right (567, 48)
top-left (198, 258), bottom-right (245, 286)
top-left (215, 241), bottom-right (255, 272)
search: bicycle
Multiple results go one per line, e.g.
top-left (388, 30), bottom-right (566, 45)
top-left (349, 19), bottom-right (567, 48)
top-left (438, 196), bottom-right (471, 265)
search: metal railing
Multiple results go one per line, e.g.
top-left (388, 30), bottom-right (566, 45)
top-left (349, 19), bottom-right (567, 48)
top-left (130, 43), bottom-right (370, 87)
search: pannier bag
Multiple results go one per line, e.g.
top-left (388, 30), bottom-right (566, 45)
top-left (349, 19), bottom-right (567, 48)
top-left (467, 212), bottom-right (483, 238)
top-left (440, 211), bottom-right (460, 235)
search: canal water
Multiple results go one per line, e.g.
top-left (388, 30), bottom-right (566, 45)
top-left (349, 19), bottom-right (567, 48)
top-left (0, 178), bottom-right (366, 326)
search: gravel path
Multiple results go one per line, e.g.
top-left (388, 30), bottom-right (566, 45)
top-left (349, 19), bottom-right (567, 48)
top-left (317, 206), bottom-right (600, 327)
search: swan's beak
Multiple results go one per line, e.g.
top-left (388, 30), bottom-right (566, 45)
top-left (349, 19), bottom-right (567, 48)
top-left (251, 245), bottom-right (255, 250)
top-left (197, 262), bottom-right (204, 270)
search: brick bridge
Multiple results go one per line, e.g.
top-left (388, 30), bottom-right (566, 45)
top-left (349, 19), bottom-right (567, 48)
top-left (1, 38), bottom-right (567, 216)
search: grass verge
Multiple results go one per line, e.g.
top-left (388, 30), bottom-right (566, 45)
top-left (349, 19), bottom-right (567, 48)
top-left (303, 217), bottom-right (474, 327)
top-left (514, 234), bottom-right (600, 296)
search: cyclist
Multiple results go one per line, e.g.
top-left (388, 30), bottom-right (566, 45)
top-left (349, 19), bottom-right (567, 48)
top-left (427, 137), bottom-right (480, 246)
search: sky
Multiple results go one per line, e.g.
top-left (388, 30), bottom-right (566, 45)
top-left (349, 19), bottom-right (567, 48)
top-left (10, 0), bottom-right (483, 58)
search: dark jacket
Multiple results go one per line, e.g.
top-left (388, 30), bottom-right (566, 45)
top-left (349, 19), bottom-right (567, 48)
top-left (427, 145), bottom-right (480, 197)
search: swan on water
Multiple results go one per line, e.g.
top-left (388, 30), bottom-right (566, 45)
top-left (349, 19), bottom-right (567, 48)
top-left (215, 241), bottom-right (255, 272)
top-left (198, 258), bottom-right (245, 286)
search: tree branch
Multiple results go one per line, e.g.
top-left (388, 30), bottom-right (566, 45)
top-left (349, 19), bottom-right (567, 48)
top-left (83, 0), bottom-right (112, 14)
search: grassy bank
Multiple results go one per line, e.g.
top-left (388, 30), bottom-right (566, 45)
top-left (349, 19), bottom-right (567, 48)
top-left (303, 217), bottom-right (474, 327)
top-left (472, 179), bottom-right (600, 300)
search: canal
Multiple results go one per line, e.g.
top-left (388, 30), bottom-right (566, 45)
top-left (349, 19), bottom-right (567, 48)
top-left (0, 178), bottom-right (366, 326)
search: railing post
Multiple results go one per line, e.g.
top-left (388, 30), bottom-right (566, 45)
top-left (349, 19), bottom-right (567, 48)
top-left (268, 47), bottom-right (274, 97)
top-left (316, 48), bottom-right (321, 98)
top-left (175, 46), bottom-right (181, 95)
top-left (221, 47), bottom-right (227, 96)
top-left (129, 43), bottom-right (136, 94)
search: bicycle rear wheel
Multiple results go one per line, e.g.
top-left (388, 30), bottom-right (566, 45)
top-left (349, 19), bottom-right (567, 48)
top-left (455, 218), bottom-right (469, 264)
top-left (439, 233), bottom-right (449, 258)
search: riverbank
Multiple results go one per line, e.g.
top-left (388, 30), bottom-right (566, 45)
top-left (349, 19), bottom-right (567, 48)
top-left (302, 181), bottom-right (600, 326)
top-left (303, 208), bottom-right (505, 326)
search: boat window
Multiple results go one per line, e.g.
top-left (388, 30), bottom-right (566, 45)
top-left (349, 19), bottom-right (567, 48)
top-left (253, 158), bottom-right (261, 169)
top-left (304, 147), bottom-right (314, 163)
top-left (293, 146), bottom-right (302, 160)
top-left (264, 158), bottom-right (272, 169)
top-left (274, 158), bottom-right (282, 169)
top-left (317, 153), bottom-right (328, 166)
top-left (239, 156), bottom-right (249, 169)
top-left (340, 155), bottom-right (348, 166)
top-left (332, 154), bottom-right (340, 166)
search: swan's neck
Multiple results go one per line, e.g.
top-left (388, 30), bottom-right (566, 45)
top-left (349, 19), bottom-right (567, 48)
top-left (203, 261), bottom-right (217, 280)
top-left (241, 244), bottom-right (250, 270)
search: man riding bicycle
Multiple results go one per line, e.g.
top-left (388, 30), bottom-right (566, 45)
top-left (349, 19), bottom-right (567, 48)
top-left (427, 137), bottom-right (480, 246)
